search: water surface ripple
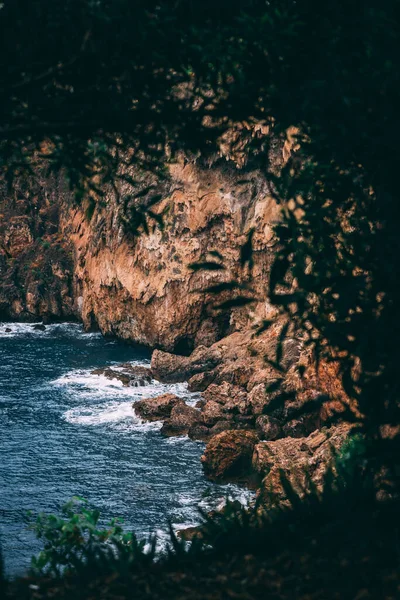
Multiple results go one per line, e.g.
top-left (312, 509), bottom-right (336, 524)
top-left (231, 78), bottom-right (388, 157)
top-left (0, 323), bottom-right (252, 575)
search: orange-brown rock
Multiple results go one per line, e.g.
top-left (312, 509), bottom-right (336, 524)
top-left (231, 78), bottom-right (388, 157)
top-left (253, 423), bottom-right (353, 506)
top-left (133, 393), bottom-right (183, 421)
top-left (151, 345), bottom-right (222, 383)
top-left (201, 429), bottom-right (259, 482)
top-left (202, 382), bottom-right (247, 406)
top-left (255, 415), bottom-right (282, 440)
top-left (0, 181), bottom-right (75, 321)
top-left (160, 402), bottom-right (202, 436)
top-left (60, 161), bottom-right (282, 351)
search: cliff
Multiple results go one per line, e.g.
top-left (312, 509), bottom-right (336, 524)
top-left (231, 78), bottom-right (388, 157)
top-left (0, 158), bottom-right (281, 351)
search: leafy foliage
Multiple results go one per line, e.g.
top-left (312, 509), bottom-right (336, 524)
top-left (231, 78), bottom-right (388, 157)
top-left (27, 497), bottom-right (154, 577)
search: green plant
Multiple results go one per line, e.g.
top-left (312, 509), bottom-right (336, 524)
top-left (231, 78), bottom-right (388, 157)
top-left (28, 497), bottom-right (154, 577)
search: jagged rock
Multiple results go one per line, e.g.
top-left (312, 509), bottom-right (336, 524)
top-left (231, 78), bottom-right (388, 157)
top-left (187, 371), bottom-right (216, 392)
top-left (232, 414), bottom-right (256, 428)
top-left (209, 420), bottom-right (236, 436)
top-left (188, 423), bottom-right (211, 441)
top-left (203, 382), bottom-right (247, 406)
top-left (255, 415), bottom-right (282, 440)
top-left (201, 429), bottom-right (259, 482)
top-left (253, 424), bottom-right (353, 506)
top-left (133, 393), bottom-right (183, 421)
top-left (161, 403), bottom-right (202, 436)
top-left (213, 359), bottom-right (255, 388)
top-left (92, 365), bottom-right (152, 387)
top-left (202, 400), bottom-right (226, 426)
top-left (247, 369), bottom-right (281, 392)
top-left (282, 414), bottom-right (320, 438)
top-left (247, 383), bottom-right (273, 415)
top-left (151, 345), bottom-right (222, 383)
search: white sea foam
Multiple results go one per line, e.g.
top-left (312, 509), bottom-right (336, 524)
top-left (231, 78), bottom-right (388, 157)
top-left (63, 400), bottom-right (162, 432)
top-left (0, 322), bottom-right (101, 339)
top-left (54, 364), bottom-right (199, 433)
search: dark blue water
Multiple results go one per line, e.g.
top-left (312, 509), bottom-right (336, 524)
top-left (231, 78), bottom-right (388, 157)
top-left (0, 323), bottom-right (251, 576)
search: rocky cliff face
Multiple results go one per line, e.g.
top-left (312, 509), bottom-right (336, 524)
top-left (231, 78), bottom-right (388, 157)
top-left (0, 177), bottom-right (75, 322)
top-left (0, 158), bottom-right (282, 350)
top-left (0, 148), bottom-right (355, 503)
top-left (64, 160), bottom-right (282, 351)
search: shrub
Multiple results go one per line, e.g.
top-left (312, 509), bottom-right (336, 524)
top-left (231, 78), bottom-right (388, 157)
top-left (28, 497), bottom-right (154, 577)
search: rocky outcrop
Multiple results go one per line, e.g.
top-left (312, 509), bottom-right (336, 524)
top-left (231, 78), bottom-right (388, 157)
top-left (0, 177), bottom-right (75, 322)
top-left (60, 160), bottom-right (282, 351)
top-left (92, 365), bottom-right (152, 387)
top-left (161, 403), bottom-right (202, 436)
top-left (201, 430), bottom-right (259, 482)
top-left (253, 423), bottom-right (353, 506)
top-left (133, 393), bottom-right (183, 421)
top-left (151, 345), bottom-right (223, 383)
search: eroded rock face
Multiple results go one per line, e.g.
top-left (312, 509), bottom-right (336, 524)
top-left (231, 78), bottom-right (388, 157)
top-left (0, 177), bottom-right (75, 322)
top-left (151, 345), bottom-right (222, 383)
top-left (59, 160), bottom-right (282, 351)
top-left (133, 393), bottom-right (183, 421)
top-left (201, 430), bottom-right (259, 482)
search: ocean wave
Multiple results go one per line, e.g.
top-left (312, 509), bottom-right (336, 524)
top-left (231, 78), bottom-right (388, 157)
top-left (0, 322), bottom-right (101, 339)
top-left (55, 365), bottom-right (199, 433)
top-left (53, 368), bottom-right (191, 401)
top-left (63, 400), bottom-right (163, 432)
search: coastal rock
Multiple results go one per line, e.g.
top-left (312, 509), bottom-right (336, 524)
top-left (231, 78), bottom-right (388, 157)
top-left (209, 420), bottom-right (236, 436)
top-left (187, 371), bottom-right (216, 392)
top-left (202, 400), bottom-right (226, 426)
top-left (151, 345), bottom-right (222, 383)
top-left (255, 415), bottom-right (282, 440)
top-left (92, 365), bottom-right (152, 387)
top-left (188, 423), bottom-right (211, 441)
top-left (282, 415), bottom-right (320, 438)
top-left (133, 393), bottom-right (183, 421)
top-left (161, 403), bottom-right (201, 436)
top-left (203, 382), bottom-right (247, 406)
top-left (253, 424), bottom-right (353, 506)
top-left (201, 429), bottom-right (259, 482)
top-left (248, 382), bottom-right (275, 415)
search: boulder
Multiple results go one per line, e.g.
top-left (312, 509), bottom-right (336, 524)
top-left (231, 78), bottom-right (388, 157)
top-left (188, 423), bottom-right (211, 442)
top-left (133, 393), bottom-right (183, 421)
top-left (209, 420), bottom-right (236, 436)
top-left (282, 415), bottom-right (320, 438)
top-left (203, 382), bottom-right (247, 406)
top-left (151, 345), bottom-right (222, 383)
top-left (212, 359), bottom-right (255, 388)
top-left (187, 371), bottom-right (216, 392)
top-left (255, 415), bottom-right (282, 440)
top-left (161, 403), bottom-right (202, 436)
top-left (201, 429), bottom-right (259, 482)
top-left (202, 400), bottom-right (226, 426)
